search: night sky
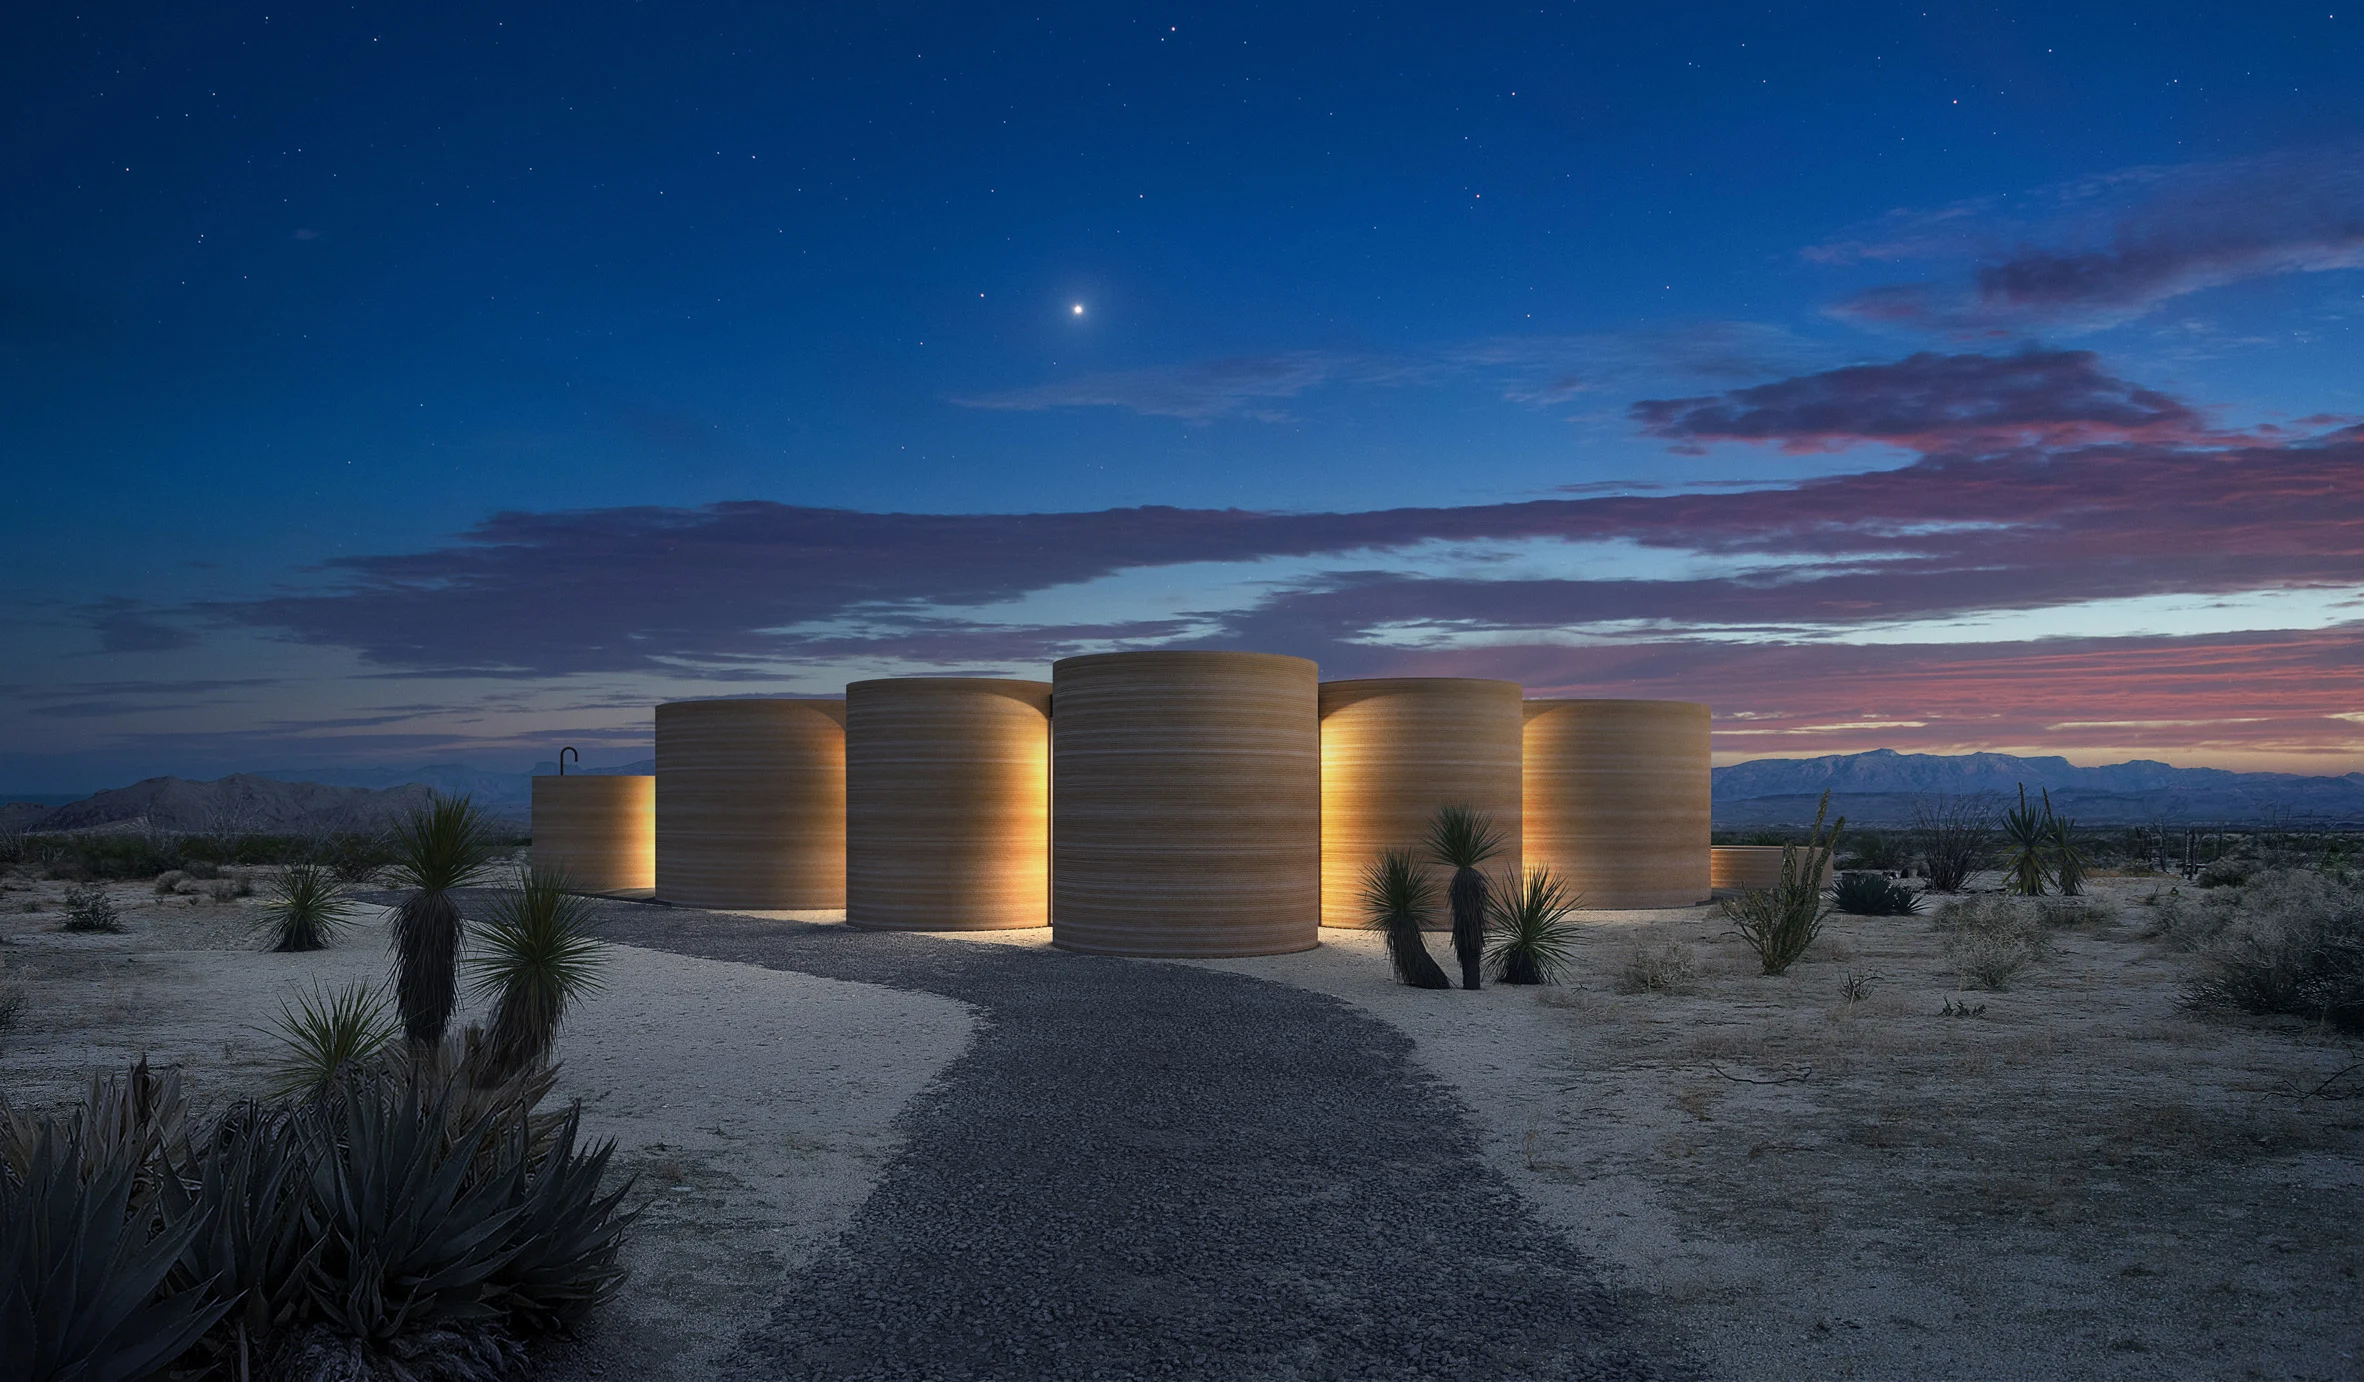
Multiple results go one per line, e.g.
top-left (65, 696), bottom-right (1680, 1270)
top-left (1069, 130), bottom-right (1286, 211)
top-left (6, 2), bottom-right (2363, 792)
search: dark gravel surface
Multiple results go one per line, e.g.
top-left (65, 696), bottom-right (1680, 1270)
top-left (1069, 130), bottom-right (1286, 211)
top-left (575, 902), bottom-right (1695, 1382)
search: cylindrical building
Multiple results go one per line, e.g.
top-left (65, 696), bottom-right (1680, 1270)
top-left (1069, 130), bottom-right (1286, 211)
top-left (1318, 678), bottom-right (1523, 930)
top-left (1050, 651), bottom-right (1320, 957)
top-left (845, 677), bottom-right (1052, 931)
top-left (529, 774), bottom-right (655, 894)
top-left (1522, 699), bottom-right (1712, 909)
top-left (654, 697), bottom-right (846, 910)
top-left (1709, 845), bottom-right (1833, 895)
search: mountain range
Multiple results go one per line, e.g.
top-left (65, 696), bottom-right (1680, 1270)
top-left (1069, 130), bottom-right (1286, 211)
top-left (5, 749), bottom-right (2360, 836)
top-left (1713, 750), bottom-right (2364, 828)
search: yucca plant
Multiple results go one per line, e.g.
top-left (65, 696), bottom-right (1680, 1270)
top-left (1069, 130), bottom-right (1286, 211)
top-left (1719, 790), bottom-right (1845, 975)
top-left (1426, 803), bottom-right (1506, 991)
top-left (263, 983), bottom-right (400, 1099)
top-left (1483, 866), bottom-right (1581, 985)
top-left (2046, 795), bottom-right (2089, 897)
top-left (1361, 849), bottom-right (1452, 990)
top-left (255, 863), bottom-right (354, 953)
top-left (466, 871), bottom-right (609, 1082)
top-left (387, 794), bottom-right (496, 1050)
top-left (2001, 784), bottom-right (2052, 896)
top-left (0, 1122), bottom-right (228, 1382)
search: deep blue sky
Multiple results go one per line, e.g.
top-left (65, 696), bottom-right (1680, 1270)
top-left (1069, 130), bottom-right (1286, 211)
top-left (6, 2), bottom-right (2362, 791)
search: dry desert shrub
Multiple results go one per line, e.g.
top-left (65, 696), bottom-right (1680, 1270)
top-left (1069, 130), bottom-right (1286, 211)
top-left (1617, 941), bottom-right (1700, 994)
top-left (2181, 869), bottom-right (2364, 1031)
top-left (1936, 896), bottom-right (2054, 991)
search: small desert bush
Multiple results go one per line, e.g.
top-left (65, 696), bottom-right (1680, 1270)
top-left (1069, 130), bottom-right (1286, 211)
top-left (152, 869), bottom-right (190, 895)
top-left (1832, 871), bottom-right (1921, 916)
top-left (1935, 896), bottom-right (2053, 991)
top-left (1617, 941), bottom-right (1699, 994)
top-left (59, 883), bottom-right (123, 933)
top-left (2182, 869), bottom-right (2364, 1031)
top-left (2197, 856), bottom-right (2260, 889)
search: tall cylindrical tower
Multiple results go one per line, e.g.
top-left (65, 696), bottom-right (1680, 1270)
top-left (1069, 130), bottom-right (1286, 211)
top-left (1522, 699), bottom-right (1711, 909)
top-left (1318, 678), bottom-right (1523, 930)
top-left (1050, 651), bottom-right (1320, 957)
top-left (654, 697), bottom-right (847, 909)
top-left (530, 775), bottom-right (655, 894)
top-left (845, 677), bottom-right (1052, 931)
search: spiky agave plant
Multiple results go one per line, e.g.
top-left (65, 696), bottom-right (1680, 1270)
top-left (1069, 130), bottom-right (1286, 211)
top-left (388, 793), bottom-right (495, 1050)
top-left (1427, 803), bottom-right (1506, 991)
top-left (2001, 784), bottom-right (2052, 896)
top-left (1361, 849), bottom-right (1452, 989)
top-left (2045, 793), bottom-right (2089, 897)
top-left (466, 870), bottom-right (609, 1081)
top-left (256, 861), bottom-right (354, 953)
top-left (1484, 866), bottom-right (1581, 985)
top-left (0, 1123), bottom-right (228, 1382)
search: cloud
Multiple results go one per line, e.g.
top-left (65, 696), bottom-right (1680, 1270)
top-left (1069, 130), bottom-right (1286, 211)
top-left (1629, 349), bottom-right (2207, 454)
top-left (1819, 144), bottom-right (2364, 332)
top-left (946, 324), bottom-right (1832, 422)
top-left (211, 426), bottom-right (2364, 677)
top-left (949, 352), bottom-right (1411, 422)
top-left (80, 598), bottom-right (199, 653)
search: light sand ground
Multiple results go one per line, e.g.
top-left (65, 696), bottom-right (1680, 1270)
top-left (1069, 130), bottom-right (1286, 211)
top-left (0, 880), bottom-right (973, 1380)
top-left (4, 872), bottom-right (2360, 1380)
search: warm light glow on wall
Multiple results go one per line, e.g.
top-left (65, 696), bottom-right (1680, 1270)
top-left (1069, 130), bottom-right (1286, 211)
top-left (1522, 699), bottom-right (1712, 909)
top-left (655, 697), bottom-right (847, 910)
top-left (530, 774), bottom-right (655, 893)
top-left (846, 678), bottom-right (1051, 931)
top-left (1318, 678), bottom-right (1524, 930)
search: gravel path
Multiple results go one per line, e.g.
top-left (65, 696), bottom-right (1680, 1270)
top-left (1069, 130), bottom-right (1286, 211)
top-left (580, 904), bottom-right (1694, 1382)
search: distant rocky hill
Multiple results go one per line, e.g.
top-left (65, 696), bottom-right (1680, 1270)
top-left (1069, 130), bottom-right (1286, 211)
top-left (1715, 749), bottom-right (2364, 827)
top-left (4, 774), bottom-right (446, 836)
top-left (2, 760), bottom-right (655, 836)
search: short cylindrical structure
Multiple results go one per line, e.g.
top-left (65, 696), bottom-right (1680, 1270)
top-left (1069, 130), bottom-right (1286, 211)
top-left (1051, 651), bottom-right (1320, 957)
top-left (1319, 678), bottom-right (1523, 930)
top-left (530, 775), bottom-right (655, 894)
top-left (1522, 699), bottom-right (1712, 909)
top-left (1710, 845), bottom-right (1833, 895)
top-left (655, 697), bottom-right (846, 910)
top-left (845, 678), bottom-right (1051, 931)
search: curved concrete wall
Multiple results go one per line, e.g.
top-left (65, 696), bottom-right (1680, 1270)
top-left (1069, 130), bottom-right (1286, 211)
top-left (1522, 699), bottom-right (1712, 909)
top-left (1318, 678), bottom-right (1523, 931)
top-left (1050, 651), bottom-right (1320, 957)
top-left (655, 697), bottom-right (846, 910)
top-left (846, 677), bottom-right (1052, 931)
top-left (530, 775), bottom-right (655, 893)
top-left (1710, 845), bottom-right (1833, 895)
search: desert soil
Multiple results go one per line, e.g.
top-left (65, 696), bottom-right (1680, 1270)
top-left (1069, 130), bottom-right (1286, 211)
top-left (2, 867), bottom-right (2360, 1380)
top-left (0, 871), bottom-right (974, 1379)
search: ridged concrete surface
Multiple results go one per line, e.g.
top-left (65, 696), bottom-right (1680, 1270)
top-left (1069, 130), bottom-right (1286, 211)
top-left (1050, 651), bottom-right (1320, 957)
top-left (846, 678), bottom-right (1051, 931)
top-left (655, 698), bottom-right (846, 909)
top-left (1522, 699), bottom-right (1711, 909)
top-left (530, 774), bottom-right (655, 893)
top-left (1319, 677), bottom-right (1523, 931)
